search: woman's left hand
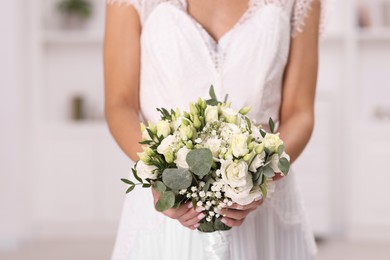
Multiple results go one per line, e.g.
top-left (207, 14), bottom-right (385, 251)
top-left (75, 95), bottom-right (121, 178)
top-left (218, 199), bottom-right (264, 227)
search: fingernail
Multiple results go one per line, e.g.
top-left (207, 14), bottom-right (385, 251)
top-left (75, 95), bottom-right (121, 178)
top-left (197, 213), bottom-right (206, 220)
top-left (196, 206), bottom-right (204, 212)
top-left (221, 218), bottom-right (227, 224)
top-left (215, 209), bottom-right (221, 214)
top-left (187, 203), bottom-right (193, 208)
top-left (194, 223), bottom-right (200, 228)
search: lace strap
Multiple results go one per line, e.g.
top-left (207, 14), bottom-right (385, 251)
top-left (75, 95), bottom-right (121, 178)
top-left (291, 0), bottom-right (328, 37)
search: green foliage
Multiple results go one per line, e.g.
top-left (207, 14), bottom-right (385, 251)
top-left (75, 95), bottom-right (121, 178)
top-left (278, 157), bottom-right (290, 175)
top-left (198, 221), bottom-right (215, 232)
top-left (214, 218), bottom-right (232, 231)
top-left (269, 117), bottom-right (275, 133)
top-left (153, 181), bottom-right (167, 193)
top-left (186, 148), bottom-right (213, 178)
top-left (277, 144), bottom-right (285, 156)
top-left (155, 191), bottom-right (175, 212)
top-left (57, 0), bottom-right (92, 18)
top-left (162, 168), bottom-right (193, 190)
top-left (262, 165), bottom-right (275, 178)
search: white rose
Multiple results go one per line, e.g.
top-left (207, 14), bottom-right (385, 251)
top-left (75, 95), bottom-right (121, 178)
top-left (174, 146), bottom-right (190, 168)
top-left (225, 184), bottom-right (263, 205)
top-left (157, 135), bottom-right (175, 155)
top-left (156, 120), bottom-right (171, 138)
top-left (135, 160), bottom-right (158, 181)
top-left (220, 159), bottom-right (249, 188)
top-left (231, 134), bottom-right (249, 158)
top-left (204, 138), bottom-right (222, 160)
top-left (249, 151), bottom-right (266, 172)
top-left (263, 133), bottom-right (284, 153)
top-left (205, 105), bottom-right (219, 123)
top-left (220, 106), bottom-right (238, 124)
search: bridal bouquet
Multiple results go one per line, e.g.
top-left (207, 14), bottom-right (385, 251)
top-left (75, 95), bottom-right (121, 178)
top-left (121, 86), bottom-right (290, 258)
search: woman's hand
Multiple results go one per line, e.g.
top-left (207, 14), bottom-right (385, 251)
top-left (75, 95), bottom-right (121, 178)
top-left (151, 188), bottom-right (204, 230)
top-left (272, 172), bottom-right (284, 181)
top-left (218, 199), bottom-right (264, 227)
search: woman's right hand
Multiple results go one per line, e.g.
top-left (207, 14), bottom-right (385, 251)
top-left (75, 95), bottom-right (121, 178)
top-left (151, 188), bottom-right (205, 230)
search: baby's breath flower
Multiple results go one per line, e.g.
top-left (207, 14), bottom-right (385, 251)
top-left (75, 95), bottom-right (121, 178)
top-left (215, 191), bottom-right (222, 198)
top-left (199, 191), bottom-right (206, 198)
top-left (206, 201), bottom-right (212, 206)
top-left (191, 193), bottom-right (198, 198)
top-left (199, 181), bottom-right (205, 187)
top-left (186, 193), bottom-right (191, 198)
top-left (227, 201), bottom-right (233, 206)
top-left (206, 216), bottom-right (212, 222)
top-left (209, 211), bottom-right (215, 216)
top-left (206, 191), bottom-right (212, 197)
top-left (197, 201), bottom-right (203, 207)
top-left (195, 138), bottom-right (202, 144)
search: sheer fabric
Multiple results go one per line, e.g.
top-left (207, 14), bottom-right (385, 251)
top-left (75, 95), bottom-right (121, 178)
top-left (106, 0), bottom-right (324, 259)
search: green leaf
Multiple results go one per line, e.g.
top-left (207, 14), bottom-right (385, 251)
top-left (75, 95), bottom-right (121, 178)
top-left (203, 177), bottom-right (214, 192)
top-left (126, 185), bottom-right (135, 193)
top-left (162, 168), bottom-right (193, 190)
top-left (186, 148), bottom-right (213, 178)
top-left (262, 165), bottom-right (275, 178)
top-left (142, 183), bottom-right (152, 188)
top-left (198, 221), bottom-right (215, 233)
top-left (121, 178), bottom-right (134, 185)
top-left (260, 129), bottom-right (266, 138)
top-left (260, 183), bottom-right (267, 198)
top-left (269, 117), bottom-right (275, 133)
top-left (223, 94), bottom-right (229, 103)
top-left (253, 168), bottom-right (263, 186)
top-left (245, 117), bottom-right (252, 132)
top-left (153, 181), bottom-right (167, 193)
top-left (206, 99), bottom-right (219, 106)
top-left (214, 218), bottom-right (232, 231)
top-left (132, 168), bottom-right (143, 184)
top-left (277, 144), bottom-right (285, 156)
top-left (278, 157), bottom-right (290, 175)
top-left (155, 191), bottom-right (175, 212)
top-left (209, 85), bottom-right (217, 100)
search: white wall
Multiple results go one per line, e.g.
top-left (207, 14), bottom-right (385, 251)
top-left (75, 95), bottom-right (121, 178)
top-left (0, 0), bottom-right (32, 250)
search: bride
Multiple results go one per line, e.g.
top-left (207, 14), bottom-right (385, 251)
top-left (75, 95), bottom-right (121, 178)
top-left (104, 0), bottom-right (324, 259)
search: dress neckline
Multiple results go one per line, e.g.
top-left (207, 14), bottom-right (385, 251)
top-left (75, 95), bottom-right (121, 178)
top-left (180, 0), bottom-right (254, 45)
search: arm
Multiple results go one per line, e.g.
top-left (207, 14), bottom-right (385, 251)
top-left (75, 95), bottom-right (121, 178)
top-left (104, 3), bottom-right (142, 161)
top-left (278, 0), bottom-right (321, 163)
top-left (221, 1), bottom-right (321, 227)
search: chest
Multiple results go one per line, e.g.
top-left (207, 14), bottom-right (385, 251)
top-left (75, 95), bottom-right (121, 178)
top-left (186, 0), bottom-right (250, 43)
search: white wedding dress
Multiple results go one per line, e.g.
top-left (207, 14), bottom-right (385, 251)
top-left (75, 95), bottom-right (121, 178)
top-left (107, 0), bottom-right (326, 259)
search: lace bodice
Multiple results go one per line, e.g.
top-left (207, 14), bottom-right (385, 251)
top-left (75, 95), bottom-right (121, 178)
top-left (106, 0), bottom-right (326, 37)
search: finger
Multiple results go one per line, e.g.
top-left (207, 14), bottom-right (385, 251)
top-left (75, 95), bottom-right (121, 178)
top-left (179, 208), bottom-right (199, 223)
top-left (219, 208), bottom-right (250, 220)
top-left (181, 212), bottom-right (205, 227)
top-left (273, 172), bottom-right (284, 181)
top-left (227, 199), bottom-right (264, 211)
top-left (162, 202), bottom-right (191, 219)
top-left (221, 217), bottom-right (244, 227)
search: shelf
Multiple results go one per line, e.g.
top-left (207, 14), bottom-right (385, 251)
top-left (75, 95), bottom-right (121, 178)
top-left (358, 28), bottom-right (390, 41)
top-left (42, 30), bottom-right (103, 44)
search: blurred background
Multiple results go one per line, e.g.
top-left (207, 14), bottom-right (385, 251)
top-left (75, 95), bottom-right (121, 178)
top-left (1, 0), bottom-right (390, 259)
